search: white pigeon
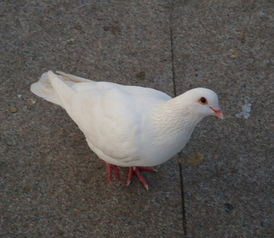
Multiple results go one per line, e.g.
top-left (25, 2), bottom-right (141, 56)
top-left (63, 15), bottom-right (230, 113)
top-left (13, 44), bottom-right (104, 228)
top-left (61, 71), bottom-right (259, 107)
top-left (31, 71), bottom-right (223, 190)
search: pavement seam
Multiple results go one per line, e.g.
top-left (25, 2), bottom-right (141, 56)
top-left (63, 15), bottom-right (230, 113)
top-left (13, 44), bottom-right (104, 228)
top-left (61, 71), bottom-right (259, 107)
top-left (169, 0), bottom-right (177, 97)
top-left (179, 162), bottom-right (187, 237)
top-left (169, 1), bottom-right (188, 236)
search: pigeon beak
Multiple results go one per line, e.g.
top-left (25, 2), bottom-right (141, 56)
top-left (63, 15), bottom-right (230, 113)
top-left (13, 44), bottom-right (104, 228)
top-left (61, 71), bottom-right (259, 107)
top-left (210, 106), bottom-right (224, 120)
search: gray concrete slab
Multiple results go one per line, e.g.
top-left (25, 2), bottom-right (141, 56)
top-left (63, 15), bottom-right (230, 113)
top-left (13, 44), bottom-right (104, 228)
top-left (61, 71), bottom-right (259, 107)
top-left (172, 0), bottom-right (273, 237)
top-left (0, 1), bottom-right (183, 238)
top-left (1, 0), bottom-right (273, 238)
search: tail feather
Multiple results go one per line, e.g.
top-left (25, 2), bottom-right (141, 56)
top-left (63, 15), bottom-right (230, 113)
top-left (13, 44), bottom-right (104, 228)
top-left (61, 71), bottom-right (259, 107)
top-left (30, 71), bottom-right (63, 106)
top-left (31, 71), bottom-right (96, 107)
top-left (47, 71), bottom-right (74, 108)
top-left (56, 71), bottom-right (92, 84)
top-left (31, 71), bottom-right (89, 108)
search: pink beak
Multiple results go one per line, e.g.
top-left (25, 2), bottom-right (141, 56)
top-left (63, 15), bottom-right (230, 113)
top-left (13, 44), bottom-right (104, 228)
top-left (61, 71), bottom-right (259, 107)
top-left (210, 106), bottom-right (224, 120)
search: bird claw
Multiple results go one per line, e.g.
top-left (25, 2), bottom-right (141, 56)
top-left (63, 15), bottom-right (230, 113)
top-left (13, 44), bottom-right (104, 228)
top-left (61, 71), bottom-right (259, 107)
top-left (105, 163), bottom-right (121, 182)
top-left (105, 163), bottom-right (157, 190)
top-left (126, 166), bottom-right (157, 190)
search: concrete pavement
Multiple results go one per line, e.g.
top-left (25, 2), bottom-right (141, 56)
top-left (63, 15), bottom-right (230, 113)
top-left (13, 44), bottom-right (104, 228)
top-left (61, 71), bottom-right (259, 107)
top-left (0, 0), bottom-right (273, 237)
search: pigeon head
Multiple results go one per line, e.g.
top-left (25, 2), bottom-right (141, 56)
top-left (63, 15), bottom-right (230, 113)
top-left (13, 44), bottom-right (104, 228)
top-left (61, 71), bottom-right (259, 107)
top-left (182, 88), bottom-right (224, 120)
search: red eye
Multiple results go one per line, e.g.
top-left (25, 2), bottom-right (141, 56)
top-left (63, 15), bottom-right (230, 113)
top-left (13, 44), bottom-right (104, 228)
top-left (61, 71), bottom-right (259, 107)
top-left (199, 97), bottom-right (207, 104)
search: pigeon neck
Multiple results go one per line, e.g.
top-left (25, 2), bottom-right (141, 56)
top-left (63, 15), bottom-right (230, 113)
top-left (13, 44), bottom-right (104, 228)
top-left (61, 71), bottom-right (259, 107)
top-left (152, 95), bottom-right (203, 135)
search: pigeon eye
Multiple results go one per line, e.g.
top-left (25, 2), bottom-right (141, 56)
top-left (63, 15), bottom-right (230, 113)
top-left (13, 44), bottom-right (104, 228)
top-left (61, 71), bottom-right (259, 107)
top-left (199, 97), bottom-right (207, 104)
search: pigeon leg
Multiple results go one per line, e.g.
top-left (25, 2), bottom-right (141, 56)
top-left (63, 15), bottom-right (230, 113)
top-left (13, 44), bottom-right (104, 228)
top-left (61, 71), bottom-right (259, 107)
top-left (126, 166), bottom-right (157, 190)
top-left (105, 163), bottom-right (121, 182)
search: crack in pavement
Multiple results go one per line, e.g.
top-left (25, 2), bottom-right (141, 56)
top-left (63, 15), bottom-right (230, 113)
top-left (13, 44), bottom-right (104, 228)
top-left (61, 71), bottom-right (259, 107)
top-left (169, 1), bottom-right (187, 236)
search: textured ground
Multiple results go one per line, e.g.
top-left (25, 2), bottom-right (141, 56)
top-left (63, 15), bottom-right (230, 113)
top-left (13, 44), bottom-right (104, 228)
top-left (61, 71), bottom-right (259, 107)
top-left (0, 0), bottom-right (273, 238)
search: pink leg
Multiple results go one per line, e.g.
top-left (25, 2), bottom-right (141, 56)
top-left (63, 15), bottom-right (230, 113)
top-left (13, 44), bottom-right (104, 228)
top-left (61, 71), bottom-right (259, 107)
top-left (105, 163), bottom-right (121, 182)
top-left (126, 166), bottom-right (157, 190)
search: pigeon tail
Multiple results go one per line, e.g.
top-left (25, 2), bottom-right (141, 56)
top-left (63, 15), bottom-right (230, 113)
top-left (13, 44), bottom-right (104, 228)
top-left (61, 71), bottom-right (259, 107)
top-left (30, 71), bottom-right (63, 106)
top-left (30, 71), bottom-right (92, 108)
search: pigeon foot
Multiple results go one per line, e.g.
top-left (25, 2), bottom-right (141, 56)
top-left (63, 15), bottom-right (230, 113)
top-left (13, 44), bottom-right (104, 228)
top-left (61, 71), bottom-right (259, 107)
top-left (126, 166), bottom-right (157, 190)
top-left (105, 163), bottom-right (121, 182)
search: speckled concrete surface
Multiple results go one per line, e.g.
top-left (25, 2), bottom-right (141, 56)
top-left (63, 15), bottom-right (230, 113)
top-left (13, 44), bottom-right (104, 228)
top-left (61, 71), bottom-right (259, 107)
top-left (0, 1), bottom-right (183, 238)
top-left (0, 0), bottom-right (273, 238)
top-left (172, 0), bottom-right (273, 237)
